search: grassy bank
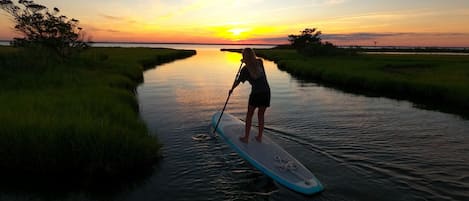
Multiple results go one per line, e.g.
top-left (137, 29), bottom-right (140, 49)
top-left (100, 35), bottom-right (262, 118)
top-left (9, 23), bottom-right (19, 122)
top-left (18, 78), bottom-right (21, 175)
top-left (0, 46), bottom-right (195, 185)
top-left (224, 48), bottom-right (469, 117)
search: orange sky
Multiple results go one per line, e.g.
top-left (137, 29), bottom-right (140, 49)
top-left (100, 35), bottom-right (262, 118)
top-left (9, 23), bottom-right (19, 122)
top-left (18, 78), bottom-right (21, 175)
top-left (1, 0), bottom-right (469, 46)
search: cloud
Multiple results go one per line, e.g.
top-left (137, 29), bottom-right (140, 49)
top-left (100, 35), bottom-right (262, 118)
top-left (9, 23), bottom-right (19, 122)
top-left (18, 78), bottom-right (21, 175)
top-left (84, 24), bottom-right (122, 33)
top-left (243, 33), bottom-right (410, 45)
top-left (320, 32), bottom-right (469, 47)
top-left (157, 0), bottom-right (213, 20)
top-left (99, 13), bottom-right (140, 25)
top-left (256, 36), bottom-right (288, 43)
top-left (100, 14), bottom-right (125, 21)
top-left (101, 29), bottom-right (121, 33)
top-left (323, 32), bottom-right (469, 42)
top-left (310, 0), bottom-right (347, 6)
top-left (234, 36), bottom-right (288, 44)
top-left (324, 0), bottom-right (347, 5)
top-left (323, 33), bottom-right (403, 41)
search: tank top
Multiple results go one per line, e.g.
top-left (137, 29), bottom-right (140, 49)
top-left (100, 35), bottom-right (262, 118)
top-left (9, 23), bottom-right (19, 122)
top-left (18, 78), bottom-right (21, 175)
top-left (237, 60), bottom-right (270, 94)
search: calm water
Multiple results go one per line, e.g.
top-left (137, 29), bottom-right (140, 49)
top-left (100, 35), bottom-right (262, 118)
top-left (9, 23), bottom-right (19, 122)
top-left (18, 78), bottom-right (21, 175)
top-left (133, 46), bottom-right (469, 201)
top-left (2, 44), bottom-right (469, 201)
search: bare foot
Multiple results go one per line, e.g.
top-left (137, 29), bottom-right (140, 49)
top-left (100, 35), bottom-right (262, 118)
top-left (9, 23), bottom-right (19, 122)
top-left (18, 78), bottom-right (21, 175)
top-left (255, 136), bottom-right (262, 143)
top-left (239, 136), bottom-right (249, 143)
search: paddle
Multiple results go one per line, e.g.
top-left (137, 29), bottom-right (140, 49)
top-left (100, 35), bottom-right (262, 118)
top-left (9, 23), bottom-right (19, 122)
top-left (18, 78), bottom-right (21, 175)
top-left (213, 61), bottom-right (243, 134)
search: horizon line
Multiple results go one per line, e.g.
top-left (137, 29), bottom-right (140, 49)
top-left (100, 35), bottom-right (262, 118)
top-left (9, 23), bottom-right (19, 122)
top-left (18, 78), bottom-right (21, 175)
top-left (90, 41), bottom-right (284, 46)
top-left (1, 40), bottom-right (468, 49)
top-left (0, 40), bottom-right (284, 46)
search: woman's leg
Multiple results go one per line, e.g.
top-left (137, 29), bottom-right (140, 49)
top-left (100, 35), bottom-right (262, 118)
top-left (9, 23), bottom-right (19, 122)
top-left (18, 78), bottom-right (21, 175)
top-left (255, 106), bottom-right (267, 142)
top-left (240, 105), bottom-right (256, 143)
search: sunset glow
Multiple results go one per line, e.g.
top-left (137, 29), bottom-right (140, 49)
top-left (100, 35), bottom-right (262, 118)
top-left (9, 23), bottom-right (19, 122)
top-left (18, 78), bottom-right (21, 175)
top-left (1, 0), bottom-right (469, 46)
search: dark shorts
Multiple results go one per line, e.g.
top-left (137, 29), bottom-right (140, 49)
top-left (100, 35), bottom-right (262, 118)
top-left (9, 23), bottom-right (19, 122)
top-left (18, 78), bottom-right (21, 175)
top-left (249, 92), bottom-right (271, 107)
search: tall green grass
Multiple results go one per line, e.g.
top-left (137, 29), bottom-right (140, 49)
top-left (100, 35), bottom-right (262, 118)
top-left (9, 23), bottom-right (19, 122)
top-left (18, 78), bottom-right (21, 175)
top-left (225, 49), bottom-right (469, 116)
top-left (0, 46), bottom-right (195, 185)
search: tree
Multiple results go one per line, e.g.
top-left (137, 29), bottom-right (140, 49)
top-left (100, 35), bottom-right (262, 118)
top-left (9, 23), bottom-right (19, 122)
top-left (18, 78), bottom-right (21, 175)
top-left (288, 28), bottom-right (349, 56)
top-left (288, 28), bottom-right (322, 52)
top-left (0, 0), bottom-right (89, 59)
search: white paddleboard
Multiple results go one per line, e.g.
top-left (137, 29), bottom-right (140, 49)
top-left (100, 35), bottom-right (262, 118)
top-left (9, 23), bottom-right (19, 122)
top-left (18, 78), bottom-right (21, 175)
top-left (211, 111), bottom-right (324, 195)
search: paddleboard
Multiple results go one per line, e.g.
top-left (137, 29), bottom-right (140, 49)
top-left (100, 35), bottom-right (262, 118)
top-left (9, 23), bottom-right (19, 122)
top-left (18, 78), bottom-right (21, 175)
top-left (211, 111), bottom-right (324, 195)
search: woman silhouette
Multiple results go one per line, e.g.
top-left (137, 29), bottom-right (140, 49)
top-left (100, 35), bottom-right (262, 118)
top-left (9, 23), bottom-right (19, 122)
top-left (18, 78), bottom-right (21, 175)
top-left (229, 48), bottom-right (271, 143)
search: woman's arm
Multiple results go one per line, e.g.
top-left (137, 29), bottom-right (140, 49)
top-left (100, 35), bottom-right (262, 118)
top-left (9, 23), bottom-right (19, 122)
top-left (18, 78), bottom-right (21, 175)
top-left (229, 67), bottom-right (247, 94)
top-left (229, 79), bottom-right (240, 94)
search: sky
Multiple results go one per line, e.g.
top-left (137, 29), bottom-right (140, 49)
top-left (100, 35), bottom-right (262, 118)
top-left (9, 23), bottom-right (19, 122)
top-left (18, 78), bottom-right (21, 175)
top-left (1, 0), bottom-right (469, 46)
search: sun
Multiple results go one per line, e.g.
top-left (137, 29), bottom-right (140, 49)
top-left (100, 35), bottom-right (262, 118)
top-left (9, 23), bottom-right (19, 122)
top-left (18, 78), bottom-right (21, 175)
top-left (229, 28), bottom-right (245, 36)
top-left (226, 28), bottom-right (251, 41)
top-left (210, 25), bottom-right (252, 42)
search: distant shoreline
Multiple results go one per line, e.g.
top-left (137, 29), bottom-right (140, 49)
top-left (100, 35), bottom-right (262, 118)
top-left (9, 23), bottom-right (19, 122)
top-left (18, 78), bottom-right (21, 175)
top-left (91, 41), bottom-right (281, 46)
top-left (0, 40), bottom-right (281, 46)
top-left (1, 40), bottom-right (468, 49)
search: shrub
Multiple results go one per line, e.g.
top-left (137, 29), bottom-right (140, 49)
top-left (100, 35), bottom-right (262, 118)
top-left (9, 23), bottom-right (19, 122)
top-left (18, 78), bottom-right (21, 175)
top-left (0, 0), bottom-right (89, 60)
top-left (288, 28), bottom-right (354, 56)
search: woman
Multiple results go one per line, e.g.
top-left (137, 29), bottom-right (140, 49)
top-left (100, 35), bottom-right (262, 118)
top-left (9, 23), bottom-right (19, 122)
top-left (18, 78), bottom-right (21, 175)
top-left (229, 48), bottom-right (271, 143)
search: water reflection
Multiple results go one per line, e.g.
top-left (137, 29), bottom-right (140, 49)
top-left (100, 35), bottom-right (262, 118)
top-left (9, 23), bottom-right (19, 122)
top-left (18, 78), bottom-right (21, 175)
top-left (143, 50), bottom-right (248, 116)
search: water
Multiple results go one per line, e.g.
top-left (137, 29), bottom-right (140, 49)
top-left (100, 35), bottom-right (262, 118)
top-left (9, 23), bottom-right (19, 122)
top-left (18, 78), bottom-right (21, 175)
top-left (133, 46), bottom-right (469, 201)
top-left (2, 44), bottom-right (469, 201)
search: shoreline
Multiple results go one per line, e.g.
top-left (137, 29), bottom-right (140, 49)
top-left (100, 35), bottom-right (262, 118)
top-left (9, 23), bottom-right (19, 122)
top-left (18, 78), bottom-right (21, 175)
top-left (2, 41), bottom-right (469, 49)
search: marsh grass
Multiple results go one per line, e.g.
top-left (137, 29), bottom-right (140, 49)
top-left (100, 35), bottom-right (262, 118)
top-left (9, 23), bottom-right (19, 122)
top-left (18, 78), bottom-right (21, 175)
top-left (0, 46), bottom-right (195, 187)
top-left (224, 49), bottom-right (469, 116)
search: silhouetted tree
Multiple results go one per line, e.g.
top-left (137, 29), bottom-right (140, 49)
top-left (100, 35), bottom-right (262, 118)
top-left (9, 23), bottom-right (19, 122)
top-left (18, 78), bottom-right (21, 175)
top-left (288, 28), bottom-right (351, 56)
top-left (288, 28), bottom-right (322, 51)
top-left (0, 0), bottom-right (89, 59)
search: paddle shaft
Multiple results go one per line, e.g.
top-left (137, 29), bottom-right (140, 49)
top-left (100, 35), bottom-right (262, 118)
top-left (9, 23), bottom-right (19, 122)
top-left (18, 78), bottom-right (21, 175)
top-left (213, 62), bottom-right (243, 134)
